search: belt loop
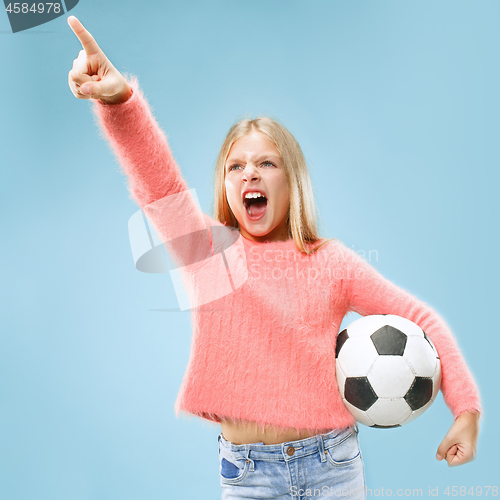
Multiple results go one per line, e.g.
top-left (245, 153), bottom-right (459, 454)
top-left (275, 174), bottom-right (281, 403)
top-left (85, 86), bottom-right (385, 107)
top-left (318, 434), bottom-right (327, 463)
top-left (353, 424), bottom-right (359, 435)
top-left (245, 447), bottom-right (255, 472)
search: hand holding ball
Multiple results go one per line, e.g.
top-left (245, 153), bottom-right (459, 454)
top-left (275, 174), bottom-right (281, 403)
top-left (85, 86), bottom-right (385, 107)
top-left (336, 315), bottom-right (441, 428)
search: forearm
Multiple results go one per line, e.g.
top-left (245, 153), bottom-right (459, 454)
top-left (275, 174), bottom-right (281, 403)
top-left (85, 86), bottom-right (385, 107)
top-left (91, 76), bottom-right (213, 267)
top-left (91, 75), bottom-right (188, 207)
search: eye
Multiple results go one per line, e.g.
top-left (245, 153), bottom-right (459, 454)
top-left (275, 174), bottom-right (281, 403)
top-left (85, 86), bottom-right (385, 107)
top-left (227, 161), bottom-right (276, 171)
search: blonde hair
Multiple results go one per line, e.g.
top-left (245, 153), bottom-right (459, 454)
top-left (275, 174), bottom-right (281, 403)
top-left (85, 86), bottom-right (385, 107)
top-left (212, 116), bottom-right (335, 255)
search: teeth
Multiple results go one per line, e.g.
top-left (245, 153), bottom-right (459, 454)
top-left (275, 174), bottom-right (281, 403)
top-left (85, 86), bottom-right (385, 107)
top-left (244, 192), bottom-right (265, 199)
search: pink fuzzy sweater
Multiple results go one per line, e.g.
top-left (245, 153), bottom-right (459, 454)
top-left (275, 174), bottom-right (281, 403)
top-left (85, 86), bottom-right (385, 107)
top-left (91, 77), bottom-right (481, 434)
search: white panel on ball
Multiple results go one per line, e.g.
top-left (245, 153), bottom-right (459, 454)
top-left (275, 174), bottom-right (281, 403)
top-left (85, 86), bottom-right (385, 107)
top-left (432, 364), bottom-right (442, 400)
top-left (337, 337), bottom-right (378, 376)
top-left (345, 315), bottom-right (388, 338)
top-left (366, 398), bottom-right (412, 427)
top-left (335, 363), bottom-right (347, 399)
top-left (426, 335), bottom-right (440, 358)
top-left (404, 336), bottom-right (438, 377)
top-left (368, 357), bottom-right (415, 399)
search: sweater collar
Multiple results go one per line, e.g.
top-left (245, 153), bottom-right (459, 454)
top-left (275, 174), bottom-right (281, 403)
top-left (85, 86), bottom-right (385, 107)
top-left (240, 234), bottom-right (295, 246)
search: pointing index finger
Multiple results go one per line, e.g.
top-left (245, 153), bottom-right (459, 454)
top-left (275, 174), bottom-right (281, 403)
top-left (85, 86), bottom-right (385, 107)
top-left (67, 16), bottom-right (102, 56)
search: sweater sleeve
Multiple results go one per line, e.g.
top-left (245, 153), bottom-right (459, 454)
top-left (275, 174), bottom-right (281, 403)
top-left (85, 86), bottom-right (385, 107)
top-left (91, 75), bottom-right (189, 207)
top-left (90, 76), bottom-right (215, 268)
top-left (339, 242), bottom-right (482, 420)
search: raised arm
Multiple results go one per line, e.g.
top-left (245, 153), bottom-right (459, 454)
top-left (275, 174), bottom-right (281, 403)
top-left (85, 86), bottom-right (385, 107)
top-left (67, 16), bottom-right (215, 270)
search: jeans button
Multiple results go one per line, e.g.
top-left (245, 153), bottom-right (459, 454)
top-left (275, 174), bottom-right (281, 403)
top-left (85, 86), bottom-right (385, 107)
top-left (286, 446), bottom-right (295, 456)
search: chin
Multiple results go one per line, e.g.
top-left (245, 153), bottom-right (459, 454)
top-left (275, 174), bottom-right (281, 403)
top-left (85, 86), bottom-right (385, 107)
top-left (243, 229), bottom-right (269, 239)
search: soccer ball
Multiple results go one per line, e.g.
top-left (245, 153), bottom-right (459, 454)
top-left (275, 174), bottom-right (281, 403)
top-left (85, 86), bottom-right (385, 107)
top-left (335, 314), bottom-right (441, 428)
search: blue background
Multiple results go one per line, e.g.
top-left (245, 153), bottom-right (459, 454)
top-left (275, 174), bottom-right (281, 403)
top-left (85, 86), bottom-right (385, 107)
top-left (1, 0), bottom-right (498, 498)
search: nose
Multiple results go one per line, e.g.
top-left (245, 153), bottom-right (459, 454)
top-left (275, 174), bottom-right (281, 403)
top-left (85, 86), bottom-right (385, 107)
top-left (241, 162), bottom-right (260, 182)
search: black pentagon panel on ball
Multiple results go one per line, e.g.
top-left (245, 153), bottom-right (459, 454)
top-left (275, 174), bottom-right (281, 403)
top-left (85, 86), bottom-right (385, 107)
top-left (371, 325), bottom-right (407, 355)
top-left (405, 377), bottom-right (433, 411)
top-left (371, 424), bottom-right (401, 429)
top-left (344, 377), bottom-right (378, 411)
top-left (335, 329), bottom-right (349, 358)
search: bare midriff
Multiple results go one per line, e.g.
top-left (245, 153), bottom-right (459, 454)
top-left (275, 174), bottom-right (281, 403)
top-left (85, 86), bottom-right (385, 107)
top-left (220, 418), bottom-right (327, 445)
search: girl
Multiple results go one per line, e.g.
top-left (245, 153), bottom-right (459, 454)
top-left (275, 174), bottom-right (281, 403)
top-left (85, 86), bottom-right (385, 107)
top-left (67, 16), bottom-right (481, 499)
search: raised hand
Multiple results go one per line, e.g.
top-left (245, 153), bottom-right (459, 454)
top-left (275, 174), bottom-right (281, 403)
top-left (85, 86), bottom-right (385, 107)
top-left (67, 16), bottom-right (132, 105)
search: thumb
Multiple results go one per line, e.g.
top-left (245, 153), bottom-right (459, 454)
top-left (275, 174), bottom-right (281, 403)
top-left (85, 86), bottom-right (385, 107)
top-left (80, 72), bottom-right (125, 99)
top-left (446, 445), bottom-right (459, 466)
top-left (80, 75), bottom-right (101, 95)
top-left (80, 82), bottom-right (101, 95)
top-left (436, 435), bottom-right (455, 461)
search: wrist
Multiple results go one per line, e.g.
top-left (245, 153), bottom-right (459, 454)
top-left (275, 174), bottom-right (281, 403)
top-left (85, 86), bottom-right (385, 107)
top-left (98, 83), bottom-right (133, 105)
top-left (456, 410), bottom-right (480, 422)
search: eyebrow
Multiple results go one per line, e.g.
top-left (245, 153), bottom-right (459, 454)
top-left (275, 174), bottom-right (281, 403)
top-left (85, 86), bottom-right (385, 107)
top-left (226, 155), bottom-right (281, 164)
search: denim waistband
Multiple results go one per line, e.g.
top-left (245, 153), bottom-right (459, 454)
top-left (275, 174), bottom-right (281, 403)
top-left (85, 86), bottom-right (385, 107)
top-left (218, 425), bottom-right (358, 469)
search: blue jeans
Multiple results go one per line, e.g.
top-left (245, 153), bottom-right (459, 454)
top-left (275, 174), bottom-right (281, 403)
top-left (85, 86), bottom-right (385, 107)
top-left (218, 425), bottom-right (366, 500)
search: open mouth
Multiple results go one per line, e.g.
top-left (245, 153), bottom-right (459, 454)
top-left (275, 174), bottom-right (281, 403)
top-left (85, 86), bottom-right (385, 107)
top-left (243, 193), bottom-right (268, 220)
